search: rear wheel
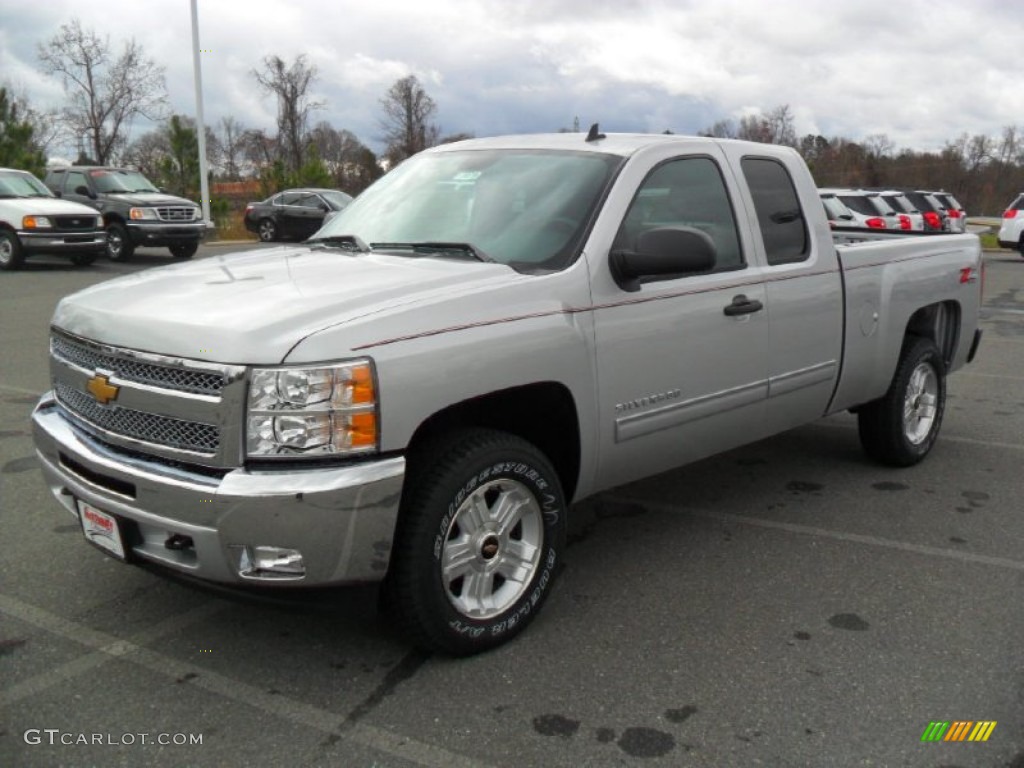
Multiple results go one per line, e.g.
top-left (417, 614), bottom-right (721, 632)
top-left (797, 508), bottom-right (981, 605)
top-left (169, 243), bottom-right (198, 259)
top-left (106, 222), bottom-right (135, 262)
top-left (258, 219), bottom-right (277, 242)
top-left (858, 337), bottom-right (946, 466)
top-left (1018, 234), bottom-right (1024, 257)
top-left (0, 230), bottom-right (25, 270)
top-left (386, 428), bottom-right (566, 655)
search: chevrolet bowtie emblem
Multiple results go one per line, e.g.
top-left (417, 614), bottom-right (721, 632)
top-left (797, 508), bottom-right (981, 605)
top-left (86, 374), bottom-right (119, 405)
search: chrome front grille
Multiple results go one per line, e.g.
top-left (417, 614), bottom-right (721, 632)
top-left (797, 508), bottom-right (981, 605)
top-left (156, 206), bottom-right (198, 222)
top-left (52, 335), bottom-right (224, 396)
top-left (55, 383), bottom-right (219, 454)
top-left (49, 331), bottom-right (246, 467)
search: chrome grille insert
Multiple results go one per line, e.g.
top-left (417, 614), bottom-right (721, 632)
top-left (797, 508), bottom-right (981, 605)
top-left (155, 206), bottom-right (198, 222)
top-left (55, 383), bottom-right (219, 454)
top-left (52, 335), bottom-right (224, 396)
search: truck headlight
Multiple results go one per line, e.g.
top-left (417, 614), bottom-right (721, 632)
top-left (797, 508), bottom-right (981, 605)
top-left (246, 360), bottom-right (378, 457)
top-left (23, 216), bottom-right (53, 229)
top-left (129, 207), bottom-right (158, 220)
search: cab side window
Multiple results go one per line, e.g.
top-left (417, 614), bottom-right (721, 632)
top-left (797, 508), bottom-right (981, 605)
top-left (66, 171), bottom-right (90, 195)
top-left (741, 158), bottom-right (809, 265)
top-left (613, 157), bottom-right (744, 272)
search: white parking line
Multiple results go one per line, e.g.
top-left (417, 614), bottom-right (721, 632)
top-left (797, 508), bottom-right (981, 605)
top-left (606, 496), bottom-right (1024, 572)
top-left (0, 593), bottom-right (496, 768)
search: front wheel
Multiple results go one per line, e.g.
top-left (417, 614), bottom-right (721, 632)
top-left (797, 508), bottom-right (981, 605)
top-left (858, 337), bottom-right (946, 466)
top-left (0, 230), bottom-right (25, 271)
top-left (106, 223), bottom-right (135, 262)
top-left (169, 243), bottom-right (198, 259)
top-left (387, 429), bottom-right (566, 655)
top-left (1018, 234), bottom-right (1024, 257)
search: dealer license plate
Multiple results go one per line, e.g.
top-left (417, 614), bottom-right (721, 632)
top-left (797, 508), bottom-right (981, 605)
top-left (77, 501), bottom-right (126, 561)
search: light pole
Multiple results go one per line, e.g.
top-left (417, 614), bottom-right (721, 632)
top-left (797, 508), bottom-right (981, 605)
top-left (190, 0), bottom-right (212, 228)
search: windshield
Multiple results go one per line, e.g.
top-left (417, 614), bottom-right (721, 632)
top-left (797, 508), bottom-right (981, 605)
top-left (0, 170), bottom-right (53, 198)
top-left (91, 169), bottom-right (159, 194)
top-left (316, 149), bottom-right (623, 271)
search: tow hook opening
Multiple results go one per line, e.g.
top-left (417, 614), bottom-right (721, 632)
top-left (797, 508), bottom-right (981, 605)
top-left (165, 533), bottom-right (194, 551)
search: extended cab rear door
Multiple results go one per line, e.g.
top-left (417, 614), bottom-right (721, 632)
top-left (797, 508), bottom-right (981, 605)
top-left (588, 144), bottom-right (770, 491)
top-left (720, 145), bottom-right (844, 434)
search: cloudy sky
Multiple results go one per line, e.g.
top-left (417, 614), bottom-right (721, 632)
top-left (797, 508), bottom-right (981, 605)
top-left (2, 0), bottom-right (1023, 158)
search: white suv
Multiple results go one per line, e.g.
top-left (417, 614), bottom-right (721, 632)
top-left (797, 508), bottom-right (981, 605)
top-left (997, 193), bottom-right (1024, 255)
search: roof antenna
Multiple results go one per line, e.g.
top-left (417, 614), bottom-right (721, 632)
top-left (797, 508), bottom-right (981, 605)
top-left (585, 123), bottom-right (606, 142)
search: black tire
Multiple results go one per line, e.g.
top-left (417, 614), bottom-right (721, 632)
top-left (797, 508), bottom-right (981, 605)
top-left (257, 218), bottom-right (277, 242)
top-left (0, 229), bottom-right (25, 271)
top-left (105, 222), bottom-right (135, 262)
top-left (1018, 234), bottom-right (1024, 257)
top-left (858, 337), bottom-right (946, 467)
top-left (169, 243), bottom-right (198, 259)
top-left (387, 428), bottom-right (566, 656)
top-left (70, 252), bottom-right (98, 267)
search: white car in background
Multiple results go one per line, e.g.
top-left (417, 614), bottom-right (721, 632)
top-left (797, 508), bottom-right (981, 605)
top-left (997, 193), bottom-right (1024, 254)
top-left (932, 192), bottom-right (967, 233)
top-left (819, 188), bottom-right (905, 230)
top-left (877, 191), bottom-right (925, 231)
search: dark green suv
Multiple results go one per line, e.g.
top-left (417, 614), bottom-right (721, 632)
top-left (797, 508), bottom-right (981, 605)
top-left (44, 167), bottom-right (206, 261)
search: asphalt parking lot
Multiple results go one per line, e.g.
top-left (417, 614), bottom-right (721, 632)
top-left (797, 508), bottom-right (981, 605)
top-left (1, 242), bottom-right (1023, 767)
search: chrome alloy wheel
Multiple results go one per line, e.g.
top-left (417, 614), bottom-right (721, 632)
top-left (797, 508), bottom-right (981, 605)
top-left (107, 229), bottom-right (123, 257)
top-left (0, 237), bottom-right (12, 266)
top-left (441, 478), bottom-right (543, 620)
top-left (903, 361), bottom-right (939, 445)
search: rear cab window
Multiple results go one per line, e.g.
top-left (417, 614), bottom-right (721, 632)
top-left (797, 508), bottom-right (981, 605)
top-left (742, 157), bottom-right (809, 265)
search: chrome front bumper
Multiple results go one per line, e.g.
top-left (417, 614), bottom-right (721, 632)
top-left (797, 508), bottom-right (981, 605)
top-left (32, 393), bottom-right (405, 586)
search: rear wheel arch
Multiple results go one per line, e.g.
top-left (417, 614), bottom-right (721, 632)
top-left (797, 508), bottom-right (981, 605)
top-left (904, 301), bottom-right (960, 368)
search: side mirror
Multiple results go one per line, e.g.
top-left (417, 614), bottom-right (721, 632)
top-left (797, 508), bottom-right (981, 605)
top-left (74, 185), bottom-right (96, 199)
top-left (610, 226), bottom-right (716, 292)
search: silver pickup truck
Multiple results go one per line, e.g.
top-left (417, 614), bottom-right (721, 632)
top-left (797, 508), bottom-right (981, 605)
top-left (32, 131), bottom-right (983, 655)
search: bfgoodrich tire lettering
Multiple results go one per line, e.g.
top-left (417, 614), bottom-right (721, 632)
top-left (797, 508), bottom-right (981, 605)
top-left (858, 337), bottom-right (946, 466)
top-left (388, 429), bottom-right (566, 655)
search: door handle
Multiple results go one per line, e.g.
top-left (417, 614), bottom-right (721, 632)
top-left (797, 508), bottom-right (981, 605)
top-left (723, 294), bottom-right (764, 316)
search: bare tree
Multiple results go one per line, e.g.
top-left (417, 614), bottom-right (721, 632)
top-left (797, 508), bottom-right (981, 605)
top-left (379, 75), bottom-right (440, 165)
top-left (38, 19), bottom-right (168, 164)
top-left (216, 116), bottom-right (247, 180)
top-left (252, 55), bottom-right (323, 175)
top-left (699, 119), bottom-right (738, 139)
top-left (307, 121), bottom-right (382, 193)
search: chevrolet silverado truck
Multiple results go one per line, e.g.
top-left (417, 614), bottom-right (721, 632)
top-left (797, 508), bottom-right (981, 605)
top-left (32, 131), bottom-right (983, 655)
top-left (44, 166), bottom-right (206, 261)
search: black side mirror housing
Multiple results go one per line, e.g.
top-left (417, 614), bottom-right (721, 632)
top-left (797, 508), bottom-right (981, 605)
top-left (610, 226), bottom-right (717, 292)
top-left (74, 185), bottom-right (96, 199)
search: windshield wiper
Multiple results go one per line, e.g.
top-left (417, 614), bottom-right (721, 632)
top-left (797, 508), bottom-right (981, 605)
top-left (370, 241), bottom-right (496, 263)
top-left (307, 234), bottom-right (371, 253)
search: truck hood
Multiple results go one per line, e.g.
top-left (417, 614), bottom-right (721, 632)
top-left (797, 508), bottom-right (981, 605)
top-left (52, 245), bottom-right (525, 364)
top-left (101, 192), bottom-right (197, 208)
top-left (3, 196), bottom-right (102, 217)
